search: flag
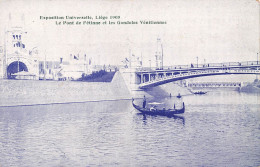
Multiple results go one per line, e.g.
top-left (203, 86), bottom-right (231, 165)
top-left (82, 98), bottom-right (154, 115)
top-left (74, 55), bottom-right (78, 60)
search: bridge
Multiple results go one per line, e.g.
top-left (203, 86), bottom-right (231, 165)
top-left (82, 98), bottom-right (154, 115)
top-left (134, 61), bottom-right (260, 89)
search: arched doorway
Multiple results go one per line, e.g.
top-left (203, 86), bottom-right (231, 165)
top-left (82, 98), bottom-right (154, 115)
top-left (7, 61), bottom-right (28, 79)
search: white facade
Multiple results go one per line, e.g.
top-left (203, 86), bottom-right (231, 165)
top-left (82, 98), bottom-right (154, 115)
top-left (2, 27), bottom-right (40, 79)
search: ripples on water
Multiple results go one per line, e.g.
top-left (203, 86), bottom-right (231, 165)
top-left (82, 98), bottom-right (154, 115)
top-left (0, 91), bottom-right (259, 166)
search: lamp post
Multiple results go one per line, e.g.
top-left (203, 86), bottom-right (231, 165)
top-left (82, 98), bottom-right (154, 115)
top-left (257, 53), bottom-right (259, 65)
top-left (196, 56), bottom-right (198, 68)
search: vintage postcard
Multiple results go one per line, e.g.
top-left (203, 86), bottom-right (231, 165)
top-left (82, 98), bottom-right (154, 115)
top-left (0, 0), bottom-right (259, 166)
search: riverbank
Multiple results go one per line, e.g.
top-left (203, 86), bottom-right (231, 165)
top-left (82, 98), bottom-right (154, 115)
top-left (240, 85), bottom-right (260, 93)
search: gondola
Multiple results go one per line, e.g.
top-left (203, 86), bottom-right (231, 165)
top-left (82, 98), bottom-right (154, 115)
top-left (132, 99), bottom-right (185, 117)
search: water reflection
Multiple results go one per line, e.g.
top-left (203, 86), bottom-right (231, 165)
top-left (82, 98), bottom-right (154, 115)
top-left (170, 115), bottom-right (185, 125)
top-left (136, 113), bottom-right (185, 126)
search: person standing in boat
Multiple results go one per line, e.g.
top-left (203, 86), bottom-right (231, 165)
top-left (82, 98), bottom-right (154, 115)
top-left (143, 95), bottom-right (146, 108)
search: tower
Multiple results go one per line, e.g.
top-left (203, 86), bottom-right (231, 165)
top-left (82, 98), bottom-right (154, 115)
top-left (2, 13), bottom-right (39, 79)
top-left (155, 38), bottom-right (163, 70)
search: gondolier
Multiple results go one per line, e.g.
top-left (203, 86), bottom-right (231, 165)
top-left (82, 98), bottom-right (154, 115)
top-left (143, 95), bottom-right (146, 108)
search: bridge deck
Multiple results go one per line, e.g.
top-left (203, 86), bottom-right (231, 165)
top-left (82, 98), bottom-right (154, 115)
top-left (136, 62), bottom-right (260, 74)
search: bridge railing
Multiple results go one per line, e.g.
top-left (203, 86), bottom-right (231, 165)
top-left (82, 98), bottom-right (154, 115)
top-left (187, 82), bottom-right (242, 87)
top-left (137, 61), bottom-right (259, 72)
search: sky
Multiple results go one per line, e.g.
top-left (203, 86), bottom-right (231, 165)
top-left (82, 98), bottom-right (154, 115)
top-left (0, 0), bottom-right (259, 67)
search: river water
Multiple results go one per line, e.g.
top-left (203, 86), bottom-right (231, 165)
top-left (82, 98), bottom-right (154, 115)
top-left (0, 91), bottom-right (259, 167)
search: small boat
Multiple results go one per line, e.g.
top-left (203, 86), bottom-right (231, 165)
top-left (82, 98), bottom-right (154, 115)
top-left (132, 99), bottom-right (185, 117)
top-left (194, 91), bottom-right (207, 95)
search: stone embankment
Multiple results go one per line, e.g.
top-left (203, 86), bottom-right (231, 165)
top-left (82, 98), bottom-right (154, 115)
top-left (0, 72), bottom-right (132, 107)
